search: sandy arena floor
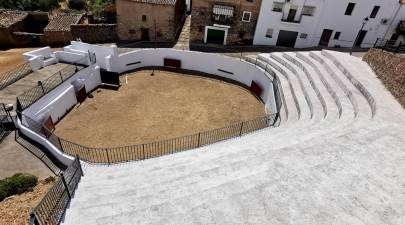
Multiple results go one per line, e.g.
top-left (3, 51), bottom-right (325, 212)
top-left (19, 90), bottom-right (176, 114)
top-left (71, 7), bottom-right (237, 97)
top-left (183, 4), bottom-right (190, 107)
top-left (55, 71), bottom-right (266, 148)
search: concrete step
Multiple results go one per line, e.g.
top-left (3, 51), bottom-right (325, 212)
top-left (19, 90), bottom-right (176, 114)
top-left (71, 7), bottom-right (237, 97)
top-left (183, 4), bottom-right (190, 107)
top-left (260, 54), bottom-right (311, 121)
top-left (63, 124), bottom-right (397, 225)
top-left (293, 52), bottom-right (342, 119)
top-left (321, 50), bottom-right (374, 118)
top-left (314, 51), bottom-right (372, 118)
top-left (300, 51), bottom-right (354, 119)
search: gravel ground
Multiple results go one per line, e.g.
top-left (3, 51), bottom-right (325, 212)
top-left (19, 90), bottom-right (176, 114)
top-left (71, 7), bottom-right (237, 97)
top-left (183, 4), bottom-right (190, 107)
top-left (55, 70), bottom-right (265, 148)
top-left (0, 179), bottom-right (54, 225)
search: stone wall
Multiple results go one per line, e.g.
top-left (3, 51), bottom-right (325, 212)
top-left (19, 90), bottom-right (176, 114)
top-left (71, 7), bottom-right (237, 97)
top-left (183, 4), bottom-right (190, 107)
top-left (43, 30), bottom-right (72, 46)
top-left (363, 48), bottom-right (405, 107)
top-left (116, 0), bottom-right (185, 42)
top-left (190, 0), bottom-right (262, 45)
top-left (71, 24), bottom-right (117, 43)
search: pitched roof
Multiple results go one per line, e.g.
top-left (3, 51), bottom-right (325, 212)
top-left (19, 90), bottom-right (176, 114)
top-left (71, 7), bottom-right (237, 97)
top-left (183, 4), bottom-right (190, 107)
top-left (45, 13), bottom-right (83, 32)
top-left (0, 10), bottom-right (29, 28)
top-left (124, 0), bottom-right (177, 6)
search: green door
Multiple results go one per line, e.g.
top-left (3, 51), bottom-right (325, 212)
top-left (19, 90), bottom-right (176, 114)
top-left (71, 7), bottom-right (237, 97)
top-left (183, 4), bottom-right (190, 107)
top-left (206, 28), bottom-right (225, 45)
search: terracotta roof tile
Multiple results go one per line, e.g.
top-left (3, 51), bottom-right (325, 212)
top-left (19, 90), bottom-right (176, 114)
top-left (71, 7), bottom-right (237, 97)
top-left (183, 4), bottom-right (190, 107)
top-left (125, 0), bottom-right (177, 6)
top-left (0, 11), bottom-right (29, 28)
top-left (45, 14), bottom-right (83, 32)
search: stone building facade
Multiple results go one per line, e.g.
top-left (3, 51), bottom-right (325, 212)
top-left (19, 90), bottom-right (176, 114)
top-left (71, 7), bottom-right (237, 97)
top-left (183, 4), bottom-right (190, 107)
top-left (190, 0), bottom-right (262, 45)
top-left (0, 11), bottom-right (29, 46)
top-left (71, 24), bottom-right (117, 43)
top-left (43, 13), bottom-right (84, 46)
top-left (116, 0), bottom-right (186, 42)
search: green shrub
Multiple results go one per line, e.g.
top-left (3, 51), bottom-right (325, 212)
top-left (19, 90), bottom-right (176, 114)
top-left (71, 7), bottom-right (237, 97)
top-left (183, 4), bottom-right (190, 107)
top-left (0, 173), bottom-right (38, 201)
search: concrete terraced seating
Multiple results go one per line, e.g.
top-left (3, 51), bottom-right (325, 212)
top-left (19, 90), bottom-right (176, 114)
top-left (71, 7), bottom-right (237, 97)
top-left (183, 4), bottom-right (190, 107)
top-left (61, 50), bottom-right (405, 225)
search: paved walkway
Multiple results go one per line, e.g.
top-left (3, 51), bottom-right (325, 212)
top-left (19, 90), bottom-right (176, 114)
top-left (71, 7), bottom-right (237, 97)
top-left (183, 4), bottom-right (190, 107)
top-left (0, 64), bottom-right (68, 179)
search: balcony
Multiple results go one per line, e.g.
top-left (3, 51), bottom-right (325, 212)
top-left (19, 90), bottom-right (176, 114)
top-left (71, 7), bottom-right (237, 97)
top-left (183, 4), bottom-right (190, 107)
top-left (212, 4), bottom-right (234, 26)
top-left (212, 15), bottom-right (233, 26)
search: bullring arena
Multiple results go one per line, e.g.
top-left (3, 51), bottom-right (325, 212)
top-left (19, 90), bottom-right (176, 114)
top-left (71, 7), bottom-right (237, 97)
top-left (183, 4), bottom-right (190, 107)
top-left (9, 42), bottom-right (405, 225)
top-left (55, 70), bottom-right (265, 147)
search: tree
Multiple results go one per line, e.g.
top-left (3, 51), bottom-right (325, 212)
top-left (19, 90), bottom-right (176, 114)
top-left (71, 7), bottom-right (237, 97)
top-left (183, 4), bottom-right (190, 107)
top-left (68, 0), bottom-right (86, 10)
top-left (0, 0), bottom-right (59, 12)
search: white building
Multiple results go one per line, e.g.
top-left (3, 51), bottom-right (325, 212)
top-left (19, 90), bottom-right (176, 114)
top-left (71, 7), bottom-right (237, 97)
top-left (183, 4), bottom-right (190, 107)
top-left (253, 0), bottom-right (405, 48)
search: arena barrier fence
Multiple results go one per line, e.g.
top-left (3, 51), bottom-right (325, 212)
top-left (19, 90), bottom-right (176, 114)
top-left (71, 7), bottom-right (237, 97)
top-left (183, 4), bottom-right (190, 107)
top-left (373, 38), bottom-right (405, 54)
top-left (16, 56), bottom-right (90, 111)
top-left (20, 112), bottom-right (278, 165)
top-left (0, 62), bottom-right (33, 91)
top-left (29, 156), bottom-right (83, 225)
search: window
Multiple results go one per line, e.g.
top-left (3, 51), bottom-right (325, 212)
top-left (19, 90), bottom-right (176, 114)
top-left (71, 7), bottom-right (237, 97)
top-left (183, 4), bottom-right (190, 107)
top-left (142, 15), bottom-right (147, 21)
top-left (300, 33), bottom-right (308, 39)
top-left (242, 11), bottom-right (251, 22)
top-left (370, 6), bottom-right (380, 18)
top-left (265, 28), bottom-right (273, 38)
top-left (272, 2), bottom-right (284, 12)
top-left (345, 3), bottom-right (355, 15)
top-left (302, 6), bottom-right (316, 16)
top-left (334, 32), bottom-right (341, 40)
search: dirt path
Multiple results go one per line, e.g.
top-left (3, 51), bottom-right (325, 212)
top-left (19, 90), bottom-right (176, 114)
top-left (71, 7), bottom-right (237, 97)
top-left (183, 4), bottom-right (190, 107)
top-left (55, 70), bottom-right (266, 148)
top-left (0, 48), bottom-right (37, 74)
top-left (0, 179), bottom-right (54, 225)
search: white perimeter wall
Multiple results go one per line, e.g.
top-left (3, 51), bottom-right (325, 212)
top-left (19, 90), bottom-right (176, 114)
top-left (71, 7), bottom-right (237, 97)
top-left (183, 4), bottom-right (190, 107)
top-left (66, 41), bottom-right (118, 70)
top-left (107, 48), bottom-right (277, 114)
top-left (23, 65), bottom-right (101, 123)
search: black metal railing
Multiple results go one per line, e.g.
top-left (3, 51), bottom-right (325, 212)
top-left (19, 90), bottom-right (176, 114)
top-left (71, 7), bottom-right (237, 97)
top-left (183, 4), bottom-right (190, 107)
top-left (20, 112), bottom-right (278, 165)
top-left (373, 38), bottom-right (405, 54)
top-left (245, 56), bottom-right (284, 123)
top-left (0, 62), bottom-right (33, 90)
top-left (16, 57), bottom-right (88, 111)
top-left (29, 156), bottom-right (83, 225)
top-left (15, 130), bottom-right (63, 176)
top-left (0, 103), bottom-right (13, 142)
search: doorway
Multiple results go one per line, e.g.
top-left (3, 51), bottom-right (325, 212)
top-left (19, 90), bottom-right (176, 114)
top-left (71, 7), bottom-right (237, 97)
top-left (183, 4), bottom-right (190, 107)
top-left (141, 28), bottom-right (150, 41)
top-left (319, 29), bottom-right (333, 46)
top-left (205, 27), bottom-right (227, 45)
top-left (276, 30), bottom-right (298, 48)
top-left (286, 9), bottom-right (297, 22)
top-left (355, 30), bottom-right (367, 47)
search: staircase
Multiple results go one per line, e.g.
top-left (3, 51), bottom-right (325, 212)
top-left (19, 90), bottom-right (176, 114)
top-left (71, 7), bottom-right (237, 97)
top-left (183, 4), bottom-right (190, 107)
top-left (61, 50), bottom-right (405, 225)
top-left (174, 15), bottom-right (191, 50)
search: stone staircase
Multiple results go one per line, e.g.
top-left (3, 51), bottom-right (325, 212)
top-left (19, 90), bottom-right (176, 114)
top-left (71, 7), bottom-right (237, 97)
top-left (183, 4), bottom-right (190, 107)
top-left (61, 50), bottom-right (405, 225)
top-left (174, 15), bottom-right (191, 50)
